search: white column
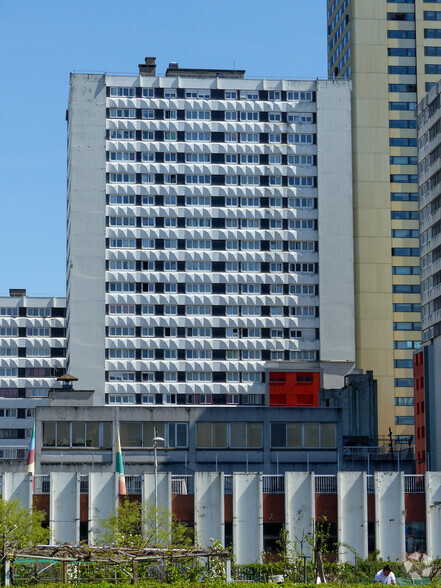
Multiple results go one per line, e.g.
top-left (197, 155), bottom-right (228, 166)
top-left (233, 473), bottom-right (263, 564)
top-left (426, 472), bottom-right (441, 558)
top-left (285, 472), bottom-right (315, 558)
top-left (375, 472), bottom-right (405, 560)
top-left (195, 472), bottom-right (224, 548)
top-left (337, 472), bottom-right (368, 562)
top-left (50, 472), bottom-right (80, 544)
top-left (3, 472), bottom-right (32, 509)
top-left (142, 473), bottom-right (172, 542)
top-left (88, 472), bottom-right (118, 545)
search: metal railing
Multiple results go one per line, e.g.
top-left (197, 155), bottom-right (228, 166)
top-left (0, 447), bottom-right (28, 460)
top-left (80, 475), bottom-right (88, 494)
top-left (404, 474), bottom-right (425, 493)
top-left (34, 475), bottom-right (50, 494)
top-left (315, 475), bottom-right (337, 494)
top-left (171, 475), bottom-right (192, 495)
top-left (263, 475), bottom-right (284, 494)
top-left (126, 475), bottom-right (142, 494)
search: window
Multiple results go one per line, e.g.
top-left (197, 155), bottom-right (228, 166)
top-left (270, 176), bottom-right (282, 185)
top-left (110, 130), bottom-right (136, 140)
top-left (164, 350), bottom-right (178, 359)
top-left (394, 378), bottom-right (414, 387)
top-left (0, 368), bottom-right (17, 377)
top-left (142, 88), bottom-right (154, 98)
top-left (395, 397), bottom-right (414, 406)
top-left (240, 155), bottom-right (259, 166)
top-left (109, 108), bottom-right (135, 118)
top-left (110, 87), bottom-right (135, 97)
top-left (225, 111), bottom-right (237, 121)
top-left (164, 372), bottom-right (177, 381)
top-left (271, 284), bottom-right (283, 294)
top-left (110, 173), bottom-right (135, 183)
top-left (269, 133), bottom-right (281, 143)
top-left (164, 261), bottom-right (177, 270)
top-left (197, 423), bottom-right (227, 448)
top-left (287, 91), bottom-right (313, 101)
top-left (142, 174), bottom-right (154, 184)
top-left (186, 153), bottom-right (210, 163)
top-left (242, 306), bottom-right (261, 316)
top-left (242, 350), bottom-right (261, 360)
top-left (142, 305), bottom-right (154, 315)
top-left (396, 416), bottom-right (415, 425)
top-left (186, 327), bottom-right (211, 337)
top-left (164, 131), bottom-right (177, 141)
top-left (270, 197), bottom-right (282, 207)
top-left (225, 132), bottom-right (238, 142)
top-left (241, 219), bottom-right (260, 228)
top-left (164, 239), bottom-right (177, 249)
top-left (109, 372), bottom-right (135, 382)
top-left (226, 350), bottom-right (239, 359)
top-left (186, 305), bottom-right (211, 315)
top-left (271, 422), bottom-right (335, 448)
top-left (164, 305), bottom-right (177, 315)
top-left (241, 176), bottom-right (260, 185)
top-left (225, 90), bottom-right (237, 99)
top-left (186, 261), bottom-right (211, 271)
top-left (269, 154), bottom-right (282, 164)
top-left (186, 239), bottom-right (211, 250)
top-left (185, 110), bottom-right (210, 120)
top-left (108, 349), bottom-right (135, 359)
top-left (230, 422), bottom-right (263, 448)
top-left (109, 195), bottom-right (136, 205)
top-left (27, 328), bottom-right (50, 336)
top-left (240, 90), bottom-right (258, 100)
top-left (241, 262), bottom-right (260, 272)
top-left (164, 218), bottom-right (177, 227)
top-left (186, 132), bottom-right (210, 142)
top-left (185, 89), bottom-right (210, 99)
top-left (241, 240), bottom-right (260, 250)
top-left (164, 153), bottom-right (177, 162)
top-left (110, 151), bottom-right (136, 161)
top-left (226, 262), bottom-right (239, 272)
top-left (142, 109), bottom-right (154, 119)
top-left (240, 112), bottom-right (259, 121)
top-left (288, 177), bottom-right (314, 187)
top-left (164, 89), bottom-right (177, 98)
top-left (240, 133), bottom-right (259, 143)
top-left (185, 176), bottom-right (210, 185)
top-left (287, 113), bottom-right (314, 123)
top-left (109, 305), bottom-right (135, 314)
top-left (226, 175), bottom-right (238, 185)
top-left (242, 284), bottom-right (261, 294)
top-left (142, 239), bottom-right (155, 249)
top-left (186, 283), bottom-right (212, 293)
top-left (225, 154), bottom-right (238, 163)
top-left (186, 372), bottom-right (212, 382)
top-left (142, 327), bottom-right (155, 337)
top-left (269, 112), bottom-right (281, 122)
top-left (186, 349), bottom-right (212, 359)
top-left (43, 422), bottom-right (112, 448)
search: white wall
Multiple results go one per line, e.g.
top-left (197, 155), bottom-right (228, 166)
top-left (88, 472), bottom-right (118, 544)
top-left (50, 472), bottom-right (79, 543)
top-left (375, 472), bottom-right (405, 560)
top-left (194, 472), bottom-right (224, 548)
top-left (337, 472), bottom-right (368, 562)
top-left (316, 80), bottom-right (355, 364)
top-left (67, 74), bottom-right (107, 402)
top-left (285, 472), bottom-right (315, 558)
top-left (233, 473), bottom-right (263, 564)
top-left (426, 472), bottom-right (441, 558)
top-left (3, 472), bottom-right (32, 509)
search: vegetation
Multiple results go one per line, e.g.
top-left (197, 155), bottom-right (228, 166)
top-left (99, 499), bottom-right (193, 548)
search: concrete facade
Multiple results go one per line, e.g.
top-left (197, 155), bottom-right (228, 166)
top-left (66, 64), bottom-right (355, 409)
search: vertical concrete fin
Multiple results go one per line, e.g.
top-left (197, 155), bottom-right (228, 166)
top-left (426, 472), bottom-right (441, 558)
top-left (3, 472), bottom-right (33, 509)
top-left (337, 472), bottom-right (368, 562)
top-left (88, 472), bottom-right (118, 545)
top-left (194, 472), bottom-right (225, 548)
top-left (233, 473), bottom-right (263, 564)
top-left (49, 472), bottom-right (80, 544)
top-left (284, 472), bottom-right (315, 559)
top-left (142, 473), bottom-right (172, 540)
top-left (375, 472), bottom-right (405, 560)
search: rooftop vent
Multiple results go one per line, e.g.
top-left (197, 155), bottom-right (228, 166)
top-left (139, 57), bottom-right (156, 76)
top-left (9, 289), bottom-right (26, 297)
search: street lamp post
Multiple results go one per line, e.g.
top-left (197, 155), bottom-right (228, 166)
top-left (153, 429), bottom-right (165, 541)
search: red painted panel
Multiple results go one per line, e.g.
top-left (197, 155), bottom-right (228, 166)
top-left (80, 494), bottom-right (88, 521)
top-left (263, 494), bottom-right (284, 522)
top-left (172, 494), bottom-right (193, 522)
top-left (405, 494), bottom-right (425, 522)
top-left (368, 494), bottom-right (375, 523)
top-left (225, 495), bottom-right (233, 522)
top-left (269, 371), bottom-right (320, 407)
top-left (414, 351), bottom-right (426, 475)
top-left (315, 494), bottom-right (337, 522)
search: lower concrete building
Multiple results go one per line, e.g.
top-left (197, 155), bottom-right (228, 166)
top-left (2, 470), bottom-right (438, 563)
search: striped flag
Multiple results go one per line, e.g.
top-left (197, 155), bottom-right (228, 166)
top-left (27, 422), bottom-right (35, 476)
top-left (116, 427), bottom-right (127, 496)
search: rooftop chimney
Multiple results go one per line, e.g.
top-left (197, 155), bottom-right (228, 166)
top-left (9, 289), bottom-right (26, 297)
top-left (139, 57), bottom-right (156, 76)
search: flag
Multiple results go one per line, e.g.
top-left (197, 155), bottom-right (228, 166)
top-left (27, 422), bottom-right (35, 476)
top-left (116, 427), bottom-right (127, 496)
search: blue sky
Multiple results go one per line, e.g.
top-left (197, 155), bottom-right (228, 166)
top-left (0, 0), bottom-right (327, 297)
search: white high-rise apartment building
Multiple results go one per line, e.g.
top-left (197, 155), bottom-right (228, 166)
top-left (67, 58), bottom-right (355, 407)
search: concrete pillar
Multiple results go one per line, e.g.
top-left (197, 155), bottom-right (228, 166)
top-left (337, 472), bottom-right (368, 562)
top-left (50, 472), bottom-right (80, 544)
top-left (425, 472), bottom-right (441, 558)
top-left (375, 472), bottom-right (405, 560)
top-left (142, 473), bottom-right (172, 543)
top-left (195, 472), bottom-right (224, 548)
top-left (233, 473), bottom-right (263, 564)
top-left (3, 472), bottom-right (32, 509)
top-left (285, 472), bottom-right (315, 558)
top-left (88, 472), bottom-right (118, 545)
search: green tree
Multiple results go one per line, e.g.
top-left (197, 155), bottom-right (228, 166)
top-left (100, 499), bottom-right (193, 548)
top-left (0, 497), bottom-right (48, 581)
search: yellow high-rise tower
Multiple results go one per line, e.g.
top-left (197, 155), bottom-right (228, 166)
top-left (327, 0), bottom-right (441, 438)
